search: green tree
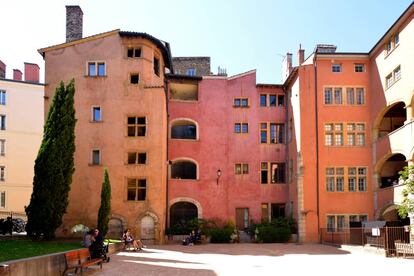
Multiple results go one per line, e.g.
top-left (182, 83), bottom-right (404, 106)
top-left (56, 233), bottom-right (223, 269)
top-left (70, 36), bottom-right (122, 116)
top-left (97, 168), bottom-right (111, 237)
top-left (397, 165), bottom-right (414, 219)
top-left (26, 80), bottom-right (76, 239)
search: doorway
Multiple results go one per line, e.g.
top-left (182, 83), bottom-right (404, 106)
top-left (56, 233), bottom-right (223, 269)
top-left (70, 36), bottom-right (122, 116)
top-left (236, 208), bottom-right (249, 230)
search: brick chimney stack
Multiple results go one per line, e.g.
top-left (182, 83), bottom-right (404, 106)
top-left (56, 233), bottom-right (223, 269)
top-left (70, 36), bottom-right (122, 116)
top-left (0, 60), bottom-right (5, 78)
top-left (13, 69), bottom-right (23, 81)
top-left (24, 63), bottom-right (40, 83)
top-left (298, 44), bottom-right (305, 65)
top-left (66, 5), bottom-right (83, 42)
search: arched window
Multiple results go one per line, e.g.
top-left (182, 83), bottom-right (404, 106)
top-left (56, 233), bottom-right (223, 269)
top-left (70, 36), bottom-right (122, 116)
top-left (171, 119), bottom-right (197, 140)
top-left (171, 160), bottom-right (197, 179)
top-left (170, 202), bottom-right (198, 227)
top-left (379, 153), bottom-right (407, 188)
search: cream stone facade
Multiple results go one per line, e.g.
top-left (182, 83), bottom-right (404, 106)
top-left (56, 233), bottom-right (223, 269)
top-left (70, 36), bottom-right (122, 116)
top-left (0, 77), bottom-right (44, 215)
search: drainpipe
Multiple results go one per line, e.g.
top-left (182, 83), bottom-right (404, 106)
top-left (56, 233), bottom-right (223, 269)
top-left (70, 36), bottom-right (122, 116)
top-left (313, 52), bottom-right (321, 241)
top-left (164, 76), bottom-right (170, 241)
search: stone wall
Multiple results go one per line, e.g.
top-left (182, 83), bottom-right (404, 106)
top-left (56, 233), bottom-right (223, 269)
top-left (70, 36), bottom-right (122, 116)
top-left (172, 57), bottom-right (210, 76)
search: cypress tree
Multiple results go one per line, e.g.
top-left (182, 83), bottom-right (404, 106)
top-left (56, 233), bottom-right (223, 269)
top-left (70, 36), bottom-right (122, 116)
top-left (26, 79), bottom-right (76, 239)
top-left (97, 168), bottom-right (111, 237)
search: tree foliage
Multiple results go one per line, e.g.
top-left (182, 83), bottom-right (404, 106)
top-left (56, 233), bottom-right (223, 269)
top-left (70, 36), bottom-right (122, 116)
top-left (397, 165), bottom-right (414, 219)
top-left (97, 168), bottom-right (111, 237)
top-left (26, 80), bottom-right (76, 239)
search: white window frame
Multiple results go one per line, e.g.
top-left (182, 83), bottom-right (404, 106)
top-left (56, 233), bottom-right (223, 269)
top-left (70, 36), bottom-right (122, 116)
top-left (332, 64), bottom-right (342, 73)
top-left (87, 61), bottom-right (106, 77)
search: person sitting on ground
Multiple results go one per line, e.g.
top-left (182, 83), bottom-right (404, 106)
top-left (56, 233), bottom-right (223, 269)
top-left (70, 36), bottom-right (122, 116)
top-left (182, 230), bottom-right (196, 246)
top-left (82, 229), bottom-right (94, 248)
top-left (122, 229), bottom-right (145, 251)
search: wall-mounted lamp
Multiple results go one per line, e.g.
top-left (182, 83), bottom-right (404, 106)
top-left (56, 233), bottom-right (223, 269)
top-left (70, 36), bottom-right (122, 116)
top-left (216, 169), bottom-right (222, 185)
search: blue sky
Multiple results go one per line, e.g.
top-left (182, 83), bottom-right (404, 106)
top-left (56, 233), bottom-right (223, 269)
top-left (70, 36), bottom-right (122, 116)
top-left (1, 0), bottom-right (412, 83)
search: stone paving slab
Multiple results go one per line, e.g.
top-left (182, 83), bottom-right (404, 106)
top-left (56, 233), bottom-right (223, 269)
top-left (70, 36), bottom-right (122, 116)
top-left (83, 243), bottom-right (414, 276)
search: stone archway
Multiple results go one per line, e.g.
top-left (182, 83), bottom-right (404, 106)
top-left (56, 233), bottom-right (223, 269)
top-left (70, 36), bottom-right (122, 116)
top-left (136, 211), bottom-right (160, 245)
top-left (107, 214), bottom-right (127, 239)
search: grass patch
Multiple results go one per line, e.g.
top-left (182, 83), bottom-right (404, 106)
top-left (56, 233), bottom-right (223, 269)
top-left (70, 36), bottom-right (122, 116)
top-left (0, 239), bottom-right (82, 262)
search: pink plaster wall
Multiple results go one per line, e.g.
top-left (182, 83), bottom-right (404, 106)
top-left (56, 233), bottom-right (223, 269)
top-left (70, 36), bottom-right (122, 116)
top-left (168, 71), bottom-right (288, 225)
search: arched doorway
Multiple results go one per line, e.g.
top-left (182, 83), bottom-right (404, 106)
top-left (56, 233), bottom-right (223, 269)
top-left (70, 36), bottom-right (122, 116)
top-left (380, 204), bottom-right (410, 225)
top-left (170, 201), bottom-right (198, 227)
top-left (107, 218), bottom-right (123, 239)
top-left (140, 215), bottom-right (155, 244)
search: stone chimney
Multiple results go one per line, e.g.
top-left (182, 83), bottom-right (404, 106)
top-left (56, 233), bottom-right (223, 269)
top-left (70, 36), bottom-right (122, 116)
top-left (66, 5), bottom-right (83, 42)
top-left (24, 63), bottom-right (40, 83)
top-left (0, 60), bottom-right (5, 78)
top-left (13, 69), bottom-right (22, 81)
top-left (282, 53), bottom-right (292, 82)
top-left (298, 44), bottom-right (305, 65)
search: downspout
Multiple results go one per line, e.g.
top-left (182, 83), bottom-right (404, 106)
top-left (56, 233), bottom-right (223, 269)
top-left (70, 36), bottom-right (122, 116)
top-left (313, 52), bottom-right (321, 241)
top-left (164, 76), bottom-right (170, 240)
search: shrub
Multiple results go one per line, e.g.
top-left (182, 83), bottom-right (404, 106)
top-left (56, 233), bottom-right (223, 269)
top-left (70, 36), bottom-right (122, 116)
top-left (257, 225), bottom-right (291, 243)
top-left (206, 226), bottom-right (233, 243)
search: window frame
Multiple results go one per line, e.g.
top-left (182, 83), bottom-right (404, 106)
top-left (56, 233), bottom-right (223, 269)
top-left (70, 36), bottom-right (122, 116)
top-left (326, 166), bottom-right (368, 192)
top-left (0, 90), bottom-right (6, 105)
top-left (235, 163), bottom-right (249, 175)
top-left (127, 47), bottom-right (142, 58)
top-left (324, 123), bottom-right (343, 146)
top-left (130, 73), bottom-right (140, 84)
top-left (234, 122), bottom-right (249, 134)
top-left (91, 149), bottom-right (101, 166)
top-left (87, 61), bottom-right (106, 77)
top-left (127, 116), bottom-right (147, 137)
top-left (0, 115), bottom-right (6, 130)
top-left (0, 191), bottom-right (5, 208)
top-left (91, 106), bottom-right (102, 122)
top-left (331, 64), bottom-right (342, 73)
top-left (127, 152), bottom-right (147, 165)
top-left (233, 97), bottom-right (249, 108)
top-left (0, 166), bottom-right (5, 181)
top-left (0, 139), bottom-right (5, 156)
top-left (354, 64), bottom-right (365, 73)
top-left (126, 178), bottom-right (147, 201)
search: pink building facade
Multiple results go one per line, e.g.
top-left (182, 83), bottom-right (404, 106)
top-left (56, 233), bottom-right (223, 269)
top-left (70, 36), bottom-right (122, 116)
top-left (167, 70), bottom-right (288, 229)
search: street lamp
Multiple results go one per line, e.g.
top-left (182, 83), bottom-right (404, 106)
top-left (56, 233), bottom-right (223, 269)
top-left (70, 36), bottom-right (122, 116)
top-left (216, 169), bottom-right (222, 185)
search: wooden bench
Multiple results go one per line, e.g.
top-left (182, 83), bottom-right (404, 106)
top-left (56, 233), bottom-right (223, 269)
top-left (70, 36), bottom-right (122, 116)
top-left (63, 248), bottom-right (103, 275)
top-left (395, 242), bottom-right (414, 258)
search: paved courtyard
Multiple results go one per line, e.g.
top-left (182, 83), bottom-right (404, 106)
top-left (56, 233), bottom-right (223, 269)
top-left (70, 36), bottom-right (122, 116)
top-left (84, 243), bottom-right (413, 276)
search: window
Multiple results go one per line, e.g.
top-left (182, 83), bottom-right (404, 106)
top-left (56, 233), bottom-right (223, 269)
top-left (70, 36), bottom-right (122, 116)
top-left (332, 64), bottom-right (342, 73)
top-left (327, 216), bottom-right (335, 232)
top-left (348, 167), bottom-right (367, 192)
top-left (0, 115), bottom-right (5, 130)
top-left (394, 65), bottom-right (401, 81)
top-left (128, 152), bottom-right (147, 165)
top-left (271, 163), bottom-right (286, 183)
top-left (271, 203), bottom-right (286, 219)
top-left (386, 41), bottom-right (392, 53)
top-left (394, 33), bottom-right (399, 45)
top-left (88, 62), bottom-right (105, 77)
top-left (346, 123), bottom-right (365, 146)
top-left (127, 117), bottom-right (146, 137)
top-left (356, 88), bottom-right (365, 105)
top-left (0, 191), bottom-right (4, 208)
top-left (154, 57), bottom-right (160, 76)
top-left (346, 88), bottom-right (355, 105)
top-left (235, 163), bottom-right (249, 175)
top-left (92, 150), bottom-right (101, 165)
top-left (0, 166), bottom-right (5, 181)
top-left (269, 95), bottom-right (277, 106)
top-left (277, 95), bottom-right (285, 107)
top-left (385, 65), bottom-right (401, 88)
top-left (0, 90), bottom-right (6, 105)
top-left (261, 203), bottom-right (269, 222)
top-left (260, 123), bottom-right (267, 143)
top-left (262, 122), bottom-right (284, 144)
top-left (171, 161), bottom-right (197, 180)
top-left (186, 68), bottom-right (196, 76)
top-left (326, 167), bottom-right (344, 192)
top-left (337, 215), bottom-right (345, 232)
top-left (234, 98), bottom-right (249, 108)
top-left (0, 140), bottom-right (4, 156)
top-left (261, 162), bottom-right (268, 184)
top-left (92, 107), bottom-right (101, 122)
top-left (171, 120), bottom-right (197, 140)
top-left (355, 64), bottom-right (364, 72)
top-left (127, 48), bottom-right (142, 58)
top-left (260, 94), bottom-right (267, 107)
top-left (270, 123), bottom-right (285, 144)
top-left (325, 123), bottom-right (343, 146)
top-left (324, 88), bottom-right (332, 104)
top-left (127, 178), bottom-right (146, 201)
top-left (130, 74), bottom-right (139, 84)
top-left (334, 88), bottom-right (342, 104)
top-left (234, 123), bottom-right (248, 133)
